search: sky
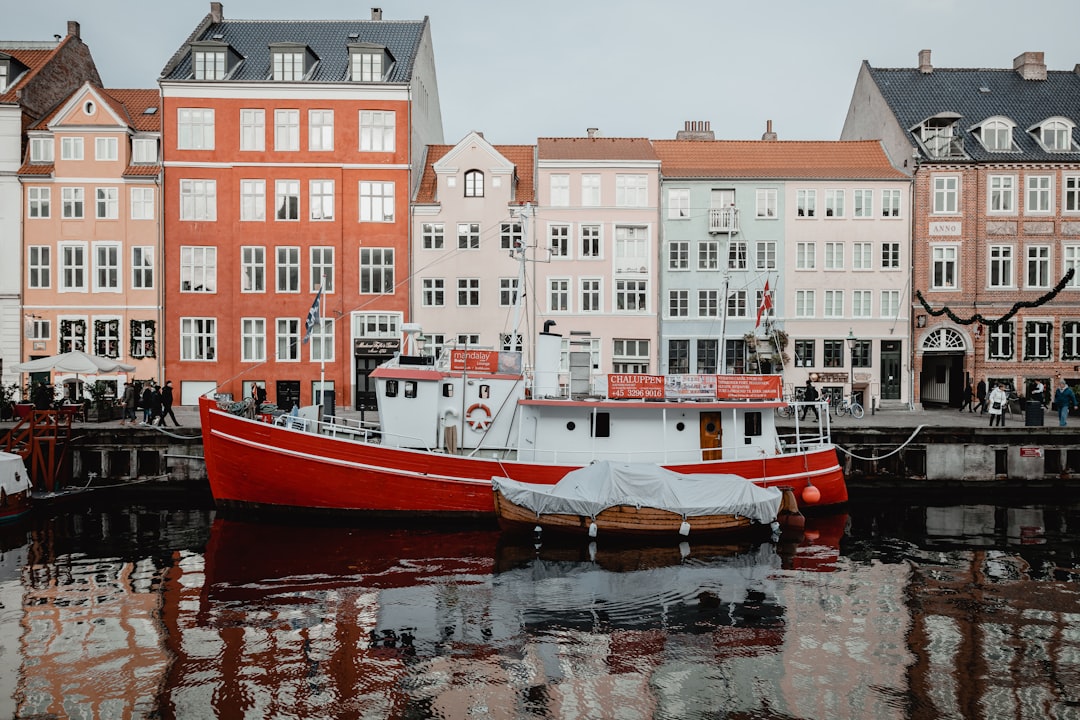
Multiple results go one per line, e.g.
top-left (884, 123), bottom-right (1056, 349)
top-left (6, 0), bottom-right (1078, 145)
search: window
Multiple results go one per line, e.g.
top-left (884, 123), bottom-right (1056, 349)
top-left (932, 176), bottom-right (959, 214)
top-left (727, 241), bottom-right (748, 270)
top-left (456, 333), bottom-right (480, 347)
top-left (724, 340), bottom-right (746, 374)
top-left (852, 340), bottom-right (871, 368)
top-left (795, 340), bottom-right (815, 367)
top-left (500, 277), bottom-right (519, 307)
top-left (796, 242), bottom-right (816, 270)
top-left (1026, 175), bottom-right (1052, 214)
top-left (668, 241), bottom-right (689, 270)
top-left (668, 289), bottom-right (688, 318)
top-left (422, 278), bottom-right (445, 307)
top-left (272, 51), bottom-right (305, 81)
top-left (980, 119), bottom-right (1014, 151)
top-left (93, 243), bottom-right (120, 291)
top-left (180, 246), bottom-right (217, 292)
top-left (825, 189), bottom-right (845, 217)
top-left (123, 246), bottom-right (151, 290)
top-left (1065, 176), bottom-right (1080, 213)
top-left (988, 321), bottom-right (1014, 360)
top-left (126, 319), bottom-right (152, 358)
top-left (853, 190), bottom-right (873, 218)
top-left (880, 290), bottom-right (900, 319)
top-left (310, 318), bottom-right (334, 362)
top-left (1062, 320), bottom-right (1080, 360)
top-left (359, 111), bottom-right (395, 152)
top-left (193, 49), bottom-right (226, 79)
top-left (62, 187), bottom-right (84, 219)
top-left (308, 180), bottom-right (334, 221)
top-left (549, 224), bottom-right (570, 258)
top-left (132, 138), bottom-right (157, 163)
top-left (464, 170), bottom-right (484, 197)
top-left (28, 246), bottom-right (51, 289)
top-left (796, 290), bottom-right (815, 318)
top-left (496, 222), bottom-right (521, 251)
top-left (615, 175), bottom-right (647, 207)
top-left (696, 339), bottom-right (718, 374)
top-left (359, 181), bottom-right (394, 222)
top-left (727, 290), bottom-right (747, 318)
top-left (668, 340), bottom-right (690, 375)
top-left (274, 180), bottom-right (299, 221)
top-left (423, 223), bottom-right (445, 250)
top-left (130, 187), bottom-right (154, 220)
top-left (276, 246), bottom-right (300, 292)
top-left (276, 318), bottom-right (300, 361)
top-left (989, 175), bottom-right (1016, 213)
top-left (28, 187), bottom-right (50, 218)
top-left (310, 247), bottom-right (333, 292)
top-left (989, 245), bottom-right (1014, 288)
top-left (668, 188), bottom-right (689, 219)
top-left (579, 225), bottom-right (600, 258)
top-left (612, 339), bottom-right (650, 374)
top-left (550, 174), bottom-right (569, 206)
top-left (882, 189), bottom-right (901, 217)
top-left (241, 318), bottom-right (266, 362)
top-left (698, 240), bottom-right (719, 270)
top-left (240, 109), bottom-right (265, 151)
top-left (756, 241), bottom-right (776, 270)
top-left (181, 318), bottom-right (216, 361)
top-left (180, 179), bottom-right (216, 221)
top-left (824, 290), bottom-right (844, 317)
top-left (1067, 245), bottom-right (1080, 288)
top-left (1039, 119), bottom-right (1074, 152)
top-left (60, 136), bottom-right (84, 160)
top-left (95, 137), bottom-right (118, 161)
top-left (852, 290), bottom-right (871, 318)
top-left (96, 187), bottom-right (118, 219)
top-left (351, 51), bottom-right (384, 81)
top-left (756, 188), bottom-right (777, 218)
top-left (457, 278), bottom-right (480, 306)
top-left (177, 108), bottom-right (214, 150)
top-left (30, 137), bottom-right (53, 162)
top-left (360, 248), bottom-right (394, 294)
top-left (241, 246), bottom-right (265, 292)
top-left (825, 242), bottom-right (844, 270)
top-left (28, 319), bottom-right (50, 341)
top-left (581, 174), bottom-right (600, 206)
top-left (457, 222), bottom-right (480, 250)
top-left (823, 340), bottom-right (844, 368)
top-left (308, 110), bottom-right (333, 151)
top-left (796, 189), bottom-right (816, 217)
top-left (581, 279), bottom-right (601, 312)
top-left (549, 279), bottom-right (570, 312)
top-left (59, 244), bottom-right (87, 291)
top-left (235, 179), bottom-right (264, 222)
top-left (931, 245), bottom-right (958, 289)
top-left (59, 316), bottom-right (87, 352)
top-left (93, 318), bottom-right (120, 358)
top-left (853, 242), bottom-right (872, 270)
top-left (881, 242), bottom-right (900, 269)
top-left (1026, 245), bottom-right (1050, 288)
top-left (274, 110), bottom-right (299, 151)
top-left (698, 290), bottom-right (719, 317)
top-left (615, 279), bottom-right (647, 312)
top-left (1024, 320), bottom-right (1052, 360)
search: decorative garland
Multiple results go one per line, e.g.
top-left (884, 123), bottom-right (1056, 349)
top-left (915, 268), bottom-right (1075, 326)
top-left (129, 319), bottom-right (156, 358)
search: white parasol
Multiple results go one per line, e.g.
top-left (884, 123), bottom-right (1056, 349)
top-left (11, 350), bottom-right (136, 374)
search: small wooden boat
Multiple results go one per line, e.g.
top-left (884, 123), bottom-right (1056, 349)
top-left (0, 451), bottom-right (33, 523)
top-left (493, 461), bottom-right (792, 539)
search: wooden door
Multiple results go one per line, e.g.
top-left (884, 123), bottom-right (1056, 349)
top-left (699, 412), bottom-right (723, 461)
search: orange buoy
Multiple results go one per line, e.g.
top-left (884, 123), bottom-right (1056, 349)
top-left (802, 484), bottom-right (821, 504)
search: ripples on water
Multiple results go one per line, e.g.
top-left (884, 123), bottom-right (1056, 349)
top-left (0, 494), bottom-right (1078, 719)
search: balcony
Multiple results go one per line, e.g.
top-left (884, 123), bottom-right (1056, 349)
top-left (708, 207), bottom-right (740, 234)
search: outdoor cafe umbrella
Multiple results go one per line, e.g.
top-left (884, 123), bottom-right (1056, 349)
top-left (11, 350), bottom-right (136, 375)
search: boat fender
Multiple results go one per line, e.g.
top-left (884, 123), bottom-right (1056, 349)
top-left (679, 520), bottom-right (691, 537)
top-left (465, 403), bottom-right (492, 431)
top-left (588, 521), bottom-right (598, 538)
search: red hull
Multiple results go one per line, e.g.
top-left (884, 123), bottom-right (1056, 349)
top-left (0, 490), bottom-right (32, 523)
top-left (199, 397), bottom-right (847, 517)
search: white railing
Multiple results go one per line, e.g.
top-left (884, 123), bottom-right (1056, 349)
top-left (708, 207), bottom-right (740, 234)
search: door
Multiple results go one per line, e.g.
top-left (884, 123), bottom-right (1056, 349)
top-left (355, 357), bottom-right (379, 410)
top-left (275, 381), bottom-right (300, 411)
top-left (880, 341), bottom-right (901, 400)
top-left (699, 412), bottom-right (723, 461)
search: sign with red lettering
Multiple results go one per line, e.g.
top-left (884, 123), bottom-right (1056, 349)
top-left (608, 374), bottom-right (665, 399)
top-left (665, 374), bottom-right (717, 399)
top-left (1019, 447), bottom-right (1043, 458)
top-left (714, 375), bottom-right (783, 400)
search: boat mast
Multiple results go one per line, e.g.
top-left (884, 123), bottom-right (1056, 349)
top-left (511, 203), bottom-right (532, 365)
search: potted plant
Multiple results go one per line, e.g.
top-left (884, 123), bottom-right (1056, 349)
top-left (0, 383), bottom-right (17, 420)
top-left (86, 380), bottom-right (113, 422)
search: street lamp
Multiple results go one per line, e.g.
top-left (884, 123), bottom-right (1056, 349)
top-left (846, 328), bottom-right (857, 395)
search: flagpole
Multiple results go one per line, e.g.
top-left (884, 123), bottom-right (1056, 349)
top-left (319, 273), bottom-right (326, 411)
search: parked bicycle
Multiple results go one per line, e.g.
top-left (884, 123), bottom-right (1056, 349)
top-left (775, 396), bottom-right (796, 418)
top-left (834, 394), bottom-right (864, 418)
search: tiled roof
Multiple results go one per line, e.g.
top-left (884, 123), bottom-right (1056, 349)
top-left (101, 89), bottom-right (162, 132)
top-left (538, 137), bottom-right (659, 162)
top-left (17, 162), bottom-right (53, 176)
top-left (652, 140), bottom-right (906, 179)
top-left (123, 164), bottom-right (161, 177)
top-left (867, 64), bottom-right (1080, 162)
top-left (414, 144), bottom-right (451, 203)
top-left (160, 18), bottom-right (427, 83)
top-left (414, 144), bottom-right (536, 204)
top-left (0, 46), bottom-right (60, 103)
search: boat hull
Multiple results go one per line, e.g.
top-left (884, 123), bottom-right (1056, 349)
top-left (199, 398), bottom-right (847, 517)
top-left (0, 489), bottom-right (31, 523)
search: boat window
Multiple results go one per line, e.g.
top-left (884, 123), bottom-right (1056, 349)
top-left (591, 412), bottom-right (610, 438)
top-left (675, 422), bottom-right (685, 431)
top-left (385, 380), bottom-right (398, 397)
top-left (442, 383), bottom-right (454, 397)
top-left (479, 384), bottom-right (490, 399)
top-left (744, 411), bottom-right (762, 438)
top-left (566, 421), bottom-right (576, 431)
top-left (404, 381), bottom-right (417, 398)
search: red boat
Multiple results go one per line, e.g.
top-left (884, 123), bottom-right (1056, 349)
top-left (199, 329), bottom-right (846, 518)
top-left (0, 451), bottom-right (33, 523)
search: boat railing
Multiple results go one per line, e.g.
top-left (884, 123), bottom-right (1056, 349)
top-left (775, 401), bottom-right (832, 452)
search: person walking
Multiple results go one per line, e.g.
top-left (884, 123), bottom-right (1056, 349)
top-left (121, 382), bottom-right (137, 425)
top-left (800, 379), bottom-right (820, 421)
top-left (1031, 379), bottom-right (1045, 407)
top-left (973, 378), bottom-right (988, 414)
top-left (959, 379), bottom-right (973, 413)
top-left (1053, 379), bottom-right (1077, 427)
top-left (140, 383), bottom-right (154, 424)
top-left (160, 380), bottom-right (180, 426)
top-left (988, 383), bottom-right (1008, 427)
top-left (147, 383), bottom-right (163, 426)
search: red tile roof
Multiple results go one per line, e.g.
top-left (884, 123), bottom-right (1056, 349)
top-left (415, 144), bottom-right (535, 205)
top-left (17, 162), bottom-right (53, 176)
top-left (0, 47), bottom-right (59, 103)
top-left (101, 89), bottom-right (161, 132)
top-left (538, 137), bottom-right (658, 161)
top-left (651, 140), bottom-right (906, 179)
top-left (123, 164), bottom-right (161, 177)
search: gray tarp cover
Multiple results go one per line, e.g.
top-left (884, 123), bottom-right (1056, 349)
top-left (493, 461), bottom-right (782, 524)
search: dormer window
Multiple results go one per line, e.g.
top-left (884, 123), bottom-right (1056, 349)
top-left (0, 55), bottom-right (28, 93)
top-left (270, 43), bottom-right (317, 81)
top-left (1033, 118), bottom-right (1077, 152)
top-left (132, 137), bottom-right (158, 164)
top-left (975, 117), bottom-right (1017, 152)
top-left (915, 113), bottom-right (965, 159)
top-left (29, 137), bottom-right (53, 163)
top-left (349, 43), bottom-right (394, 82)
top-left (189, 41), bottom-right (239, 80)
top-left (464, 170), bottom-right (484, 198)
top-left (0, 61), bottom-right (8, 93)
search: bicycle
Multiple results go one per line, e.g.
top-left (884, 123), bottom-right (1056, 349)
top-left (775, 396), bottom-right (795, 418)
top-left (834, 395), bottom-right (864, 418)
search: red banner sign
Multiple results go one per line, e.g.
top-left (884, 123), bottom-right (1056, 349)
top-left (449, 349), bottom-right (522, 374)
top-left (1019, 447), bottom-right (1043, 458)
top-left (714, 375), bottom-right (783, 400)
top-left (608, 374), bottom-right (665, 399)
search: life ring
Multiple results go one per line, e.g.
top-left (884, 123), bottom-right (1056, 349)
top-left (465, 403), bottom-right (492, 432)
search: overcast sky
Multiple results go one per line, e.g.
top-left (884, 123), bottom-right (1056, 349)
top-left (7, 0), bottom-right (1078, 145)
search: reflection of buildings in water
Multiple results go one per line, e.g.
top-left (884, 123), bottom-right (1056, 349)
top-left (0, 526), bottom-right (29, 720)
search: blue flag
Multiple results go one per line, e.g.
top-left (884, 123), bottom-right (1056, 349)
top-left (303, 287), bottom-right (323, 344)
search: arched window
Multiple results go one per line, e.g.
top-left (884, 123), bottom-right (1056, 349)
top-left (1039, 119), bottom-right (1075, 152)
top-left (921, 327), bottom-right (966, 351)
top-left (464, 170), bottom-right (484, 198)
top-left (978, 118), bottom-right (1015, 152)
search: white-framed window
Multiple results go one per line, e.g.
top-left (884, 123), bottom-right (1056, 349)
top-left (727, 240), bottom-right (748, 271)
top-left (308, 109), bottom-right (333, 151)
top-left (359, 181), bottom-right (394, 222)
top-left (351, 51), bottom-right (383, 81)
top-left (612, 339), bottom-right (650, 374)
top-left (549, 174), bottom-right (570, 207)
top-left (1024, 320), bottom-right (1052, 360)
top-left (796, 189), bottom-right (816, 217)
top-left (989, 245), bottom-right (1014, 288)
top-left (28, 246), bottom-right (51, 289)
top-left (360, 248), bottom-right (394, 294)
top-left (880, 290), bottom-right (900, 319)
top-left (60, 136), bottom-right (84, 160)
top-left (580, 224), bottom-right (600, 258)
top-left (62, 187), bottom-right (84, 219)
top-left (241, 318), bottom-right (266, 362)
top-left (240, 179), bottom-right (265, 221)
top-left (988, 321), bottom-right (1014, 360)
top-left (825, 189), bottom-right (845, 217)
top-left (698, 289), bottom-right (719, 317)
top-left (668, 240), bottom-right (689, 270)
top-left (180, 246), bottom-right (217, 292)
top-left (581, 278), bottom-right (601, 312)
top-left (94, 137), bottom-right (118, 161)
top-left (1062, 321), bottom-right (1080, 361)
top-left (457, 278), bottom-right (480, 307)
top-left (276, 246), bottom-right (300, 293)
top-left (988, 175), bottom-right (1016, 213)
top-left (1066, 245), bottom-right (1080, 288)
top-left (882, 189), bottom-right (902, 217)
top-left (30, 137), bottom-right (53, 163)
top-left (1038, 119), bottom-right (1075, 152)
top-left (931, 245), bottom-right (958, 289)
top-left (423, 223), bottom-right (445, 250)
top-left (1025, 175), bottom-right (1053, 214)
top-left (825, 242), bottom-right (844, 270)
top-left (853, 242), bottom-right (872, 270)
top-left (615, 226), bottom-right (648, 274)
top-left (274, 180), bottom-right (299, 221)
top-left (980, 118), bottom-right (1014, 151)
top-left (310, 247), bottom-right (333, 292)
top-left (615, 175), bottom-right (647, 207)
top-left (276, 318), bottom-right (300, 361)
top-left (464, 170), bottom-right (484, 198)
top-left (726, 290), bottom-right (747, 318)
top-left (422, 278), bottom-right (444, 307)
top-left (309, 318), bottom-right (335, 362)
top-left (274, 109), bottom-right (299, 151)
top-left (29, 318), bottom-right (51, 341)
top-left (499, 277), bottom-right (519, 307)
top-left (668, 188), bottom-right (689, 219)
top-left (132, 137), bottom-right (157, 163)
top-left (852, 290), bottom-right (872, 318)
top-left (59, 315), bottom-right (88, 352)
top-left (881, 242), bottom-right (900, 269)
top-left (824, 289), bottom-right (844, 318)
top-left (180, 179), bottom-right (216, 221)
top-left (667, 289), bottom-right (688, 318)
top-left (1065, 176), bottom-right (1080, 214)
top-left (549, 224), bottom-right (570, 258)
top-left (272, 51), bottom-right (305, 81)
top-left (95, 187), bottom-right (118, 219)
top-left (756, 188), bottom-right (777, 218)
top-left (93, 316), bottom-right (121, 358)
top-left (853, 189), bottom-right (873, 218)
top-left (581, 174), bottom-right (600, 206)
top-left (240, 109), bottom-right (265, 151)
top-left (796, 242), bottom-right (815, 270)
top-left (359, 110), bottom-right (395, 152)
top-left (549, 278), bottom-right (570, 312)
top-left (59, 242), bottom-right (87, 292)
top-left (698, 240), bottom-right (719, 270)
top-left (1026, 245), bottom-right (1050, 288)
top-left (241, 246), bottom-right (265, 293)
top-left (932, 176), bottom-right (959, 214)
top-left (457, 222), bottom-right (480, 250)
top-left (132, 246), bottom-right (153, 290)
top-left (756, 241), bottom-right (776, 270)
top-left (130, 187), bottom-right (154, 220)
top-left (93, 242), bottom-right (120, 292)
top-left (28, 187), bottom-right (50, 218)
top-left (796, 289), bottom-right (815, 318)
top-left (193, 49), bottom-right (226, 79)
top-left (308, 179), bottom-right (334, 221)
top-left (615, 279), bottom-right (648, 312)
top-left (177, 108), bottom-right (214, 150)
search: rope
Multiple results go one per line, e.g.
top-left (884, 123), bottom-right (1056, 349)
top-left (915, 269), bottom-right (1074, 326)
top-left (834, 424), bottom-right (927, 461)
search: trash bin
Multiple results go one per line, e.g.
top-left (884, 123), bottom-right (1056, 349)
top-left (318, 389), bottom-right (336, 418)
top-left (1024, 400), bottom-right (1043, 427)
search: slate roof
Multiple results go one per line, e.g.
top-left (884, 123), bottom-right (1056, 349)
top-left (538, 137), bottom-right (659, 162)
top-left (160, 18), bottom-right (427, 83)
top-left (652, 140), bottom-right (906, 180)
top-left (867, 63), bottom-right (1080, 163)
top-left (415, 144), bottom-right (536, 205)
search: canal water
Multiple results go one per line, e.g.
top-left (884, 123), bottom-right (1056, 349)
top-left (1, 490), bottom-right (1078, 720)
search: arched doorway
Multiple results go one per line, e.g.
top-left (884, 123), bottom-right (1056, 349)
top-left (919, 327), bottom-right (967, 406)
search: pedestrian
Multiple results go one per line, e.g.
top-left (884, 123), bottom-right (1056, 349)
top-left (160, 380), bottom-right (180, 426)
top-left (959, 379), bottom-right (973, 413)
top-left (1031, 379), bottom-right (1045, 407)
top-left (141, 383), bottom-right (153, 424)
top-left (148, 383), bottom-right (163, 426)
top-left (1053, 379), bottom-right (1077, 427)
top-left (988, 383), bottom-right (1008, 427)
top-left (800, 378), bottom-right (820, 421)
top-left (973, 378), bottom-right (988, 414)
top-left (121, 382), bottom-right (137, 425)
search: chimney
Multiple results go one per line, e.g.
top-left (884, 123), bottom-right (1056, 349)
top-left (918, 49), bottom-right (932, 74)
top-left (675, 120), bottom-right (715, 141)
top-left (586, 127), bottom-right (599, 138)
top-left (761, 119), bottom-right (778, 141)
top-left (371, 7), bottom-right (383, 20)
top-left (1013, 51), bottom-right (1047, 80)
top-left (66, 20), bottom-right (80, 39)
top-left (210, 2), bottom-right (223, 23)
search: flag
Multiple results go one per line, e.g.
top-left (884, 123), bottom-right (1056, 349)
top-left (303, 287), bottom-right (323, 344)
top-left (755, 280), bottom-right (773, 329)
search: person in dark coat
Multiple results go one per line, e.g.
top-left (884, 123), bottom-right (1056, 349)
top-left (959, 379), bottom-right (973, 412)
top-left (121, 382), bottom-right (137, 425)
top-left (160, 380), bottom-right (180, 426)
top-left (800, 379), bottom-right (820, 421)
top-left (147, 383), bottom-right (163, 426)
top-left (141, 383), bottom-right (153, 423)
top-left (973, 378), bottom-right (988, 414)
